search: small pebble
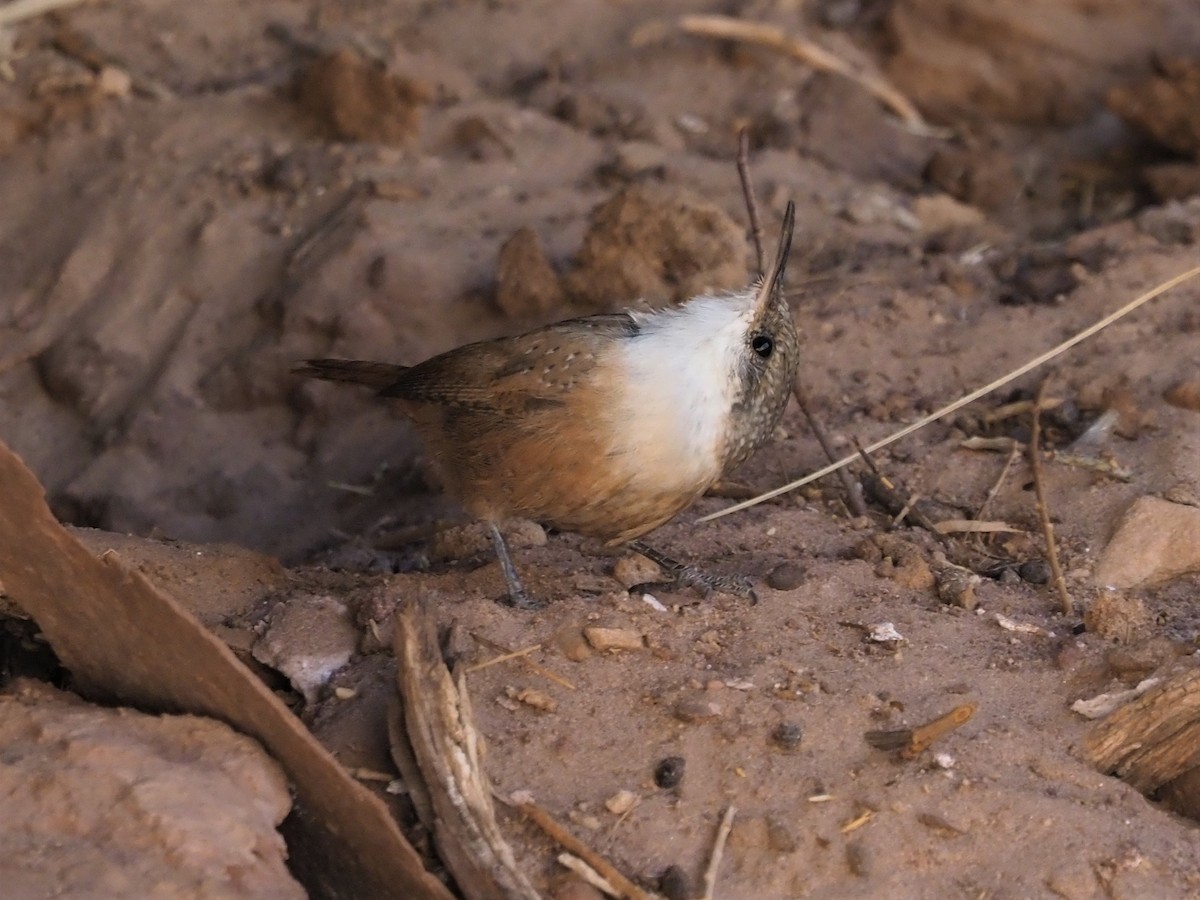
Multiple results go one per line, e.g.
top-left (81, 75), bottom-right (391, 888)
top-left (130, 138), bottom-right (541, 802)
top-left (1019, 559), bottom-right (1051, 584)
top-left (674, 693), bottom-right (723, 723)
top-left (766, 562), bottom-right (807, 591)
top-left (553, 627), bottom-right (593, 662)
top-left (1164, 378), bottom-right (1200, 412)
top-left (583, 626), bottom-right (644, 652)
top-left (604, 789), bottom-right (639, 815)
top-left (611, 553), bottom-right (662, 588)
top-left (654, 756), bottom-right (686, 789)
top-left (771, 721), bottom-right (804, 751)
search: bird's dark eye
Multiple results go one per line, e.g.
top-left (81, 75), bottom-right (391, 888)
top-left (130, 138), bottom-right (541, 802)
top-left (751, 334), bottom-right (774, 358)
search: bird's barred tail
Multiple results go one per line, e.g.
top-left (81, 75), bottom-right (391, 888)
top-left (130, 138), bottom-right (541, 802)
top-left (293, 358), bottom-right (410, 390)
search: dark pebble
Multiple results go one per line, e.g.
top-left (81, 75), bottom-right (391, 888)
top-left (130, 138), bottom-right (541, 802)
top-left (771, 721), bottom-right (804, 751)
top-left (654, 756), bottom-right (686, 789)
top-left (1018, 559), bottom-right (1051, 584)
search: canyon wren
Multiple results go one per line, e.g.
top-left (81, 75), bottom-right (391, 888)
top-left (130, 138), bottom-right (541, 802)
top-left (296, 202), bottom-right (799, 607)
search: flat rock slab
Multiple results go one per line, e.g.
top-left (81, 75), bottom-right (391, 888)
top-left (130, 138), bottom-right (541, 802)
top-left (1094, 496), bottom-right (1200, 589)
top-left (0, 681), bottom-right (303, 899)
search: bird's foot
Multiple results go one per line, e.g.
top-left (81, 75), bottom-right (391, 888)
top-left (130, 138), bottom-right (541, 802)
top-left (626, 541), bottom-right (758, 603)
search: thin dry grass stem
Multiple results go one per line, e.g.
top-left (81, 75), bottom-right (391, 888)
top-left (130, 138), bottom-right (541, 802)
top-left (797, 378), bottom-right (867, 516)
top-left (701, 805), bottom-right (737, 900)
top-left (463, 642), bottom-right (542, 674)
top-left (736, 128), bottom-right (766, 273)
top-left (679, 14), bottom-right (929, 130)
top-left (1029, 378), bottom-right (1073, 616)
top-left (700, 264), bottom-right (1200, 522)
top-left (975, 440), bottom-right (1021, 521)
top-left (515, 799), bottom-right (656, 900)
top-left (471, 632), bottom-right (576, 691)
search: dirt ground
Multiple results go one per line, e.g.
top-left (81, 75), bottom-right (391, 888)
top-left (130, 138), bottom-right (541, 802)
top-left (3, 1), bottom-right (1200, 898)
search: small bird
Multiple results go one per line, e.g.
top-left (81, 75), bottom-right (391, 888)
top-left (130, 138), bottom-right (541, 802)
top-left (297, 202), bottom-right (799, 607)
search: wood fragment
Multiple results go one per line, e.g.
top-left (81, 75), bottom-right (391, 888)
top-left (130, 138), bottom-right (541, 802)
top-left (701, 805), bottom-right (736, 900)
top-left (1029, 378), bottom-right (1072, 616)
top-left (679, 15), bottom-right (928, 129)
top-left (0, 441), bottom-right (453, 900)
top-left (839, 809), bottom-right (874, 834)
top-left (514, 797), bottom-right (655, 900)
top-left (394, 602), bottom-right (541, 900)
top-left (557, 854), bottom-right (619, 897)
top-left (865, 703), bottom-right (977, 759)
top-left (1084, 669), bottom-right (1200, 793)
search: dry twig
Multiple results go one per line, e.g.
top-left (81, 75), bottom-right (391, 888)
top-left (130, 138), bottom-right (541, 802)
top-left (701, 805), bottom-right (737, 900)
top-left (736, 129), bottom-right (766, 273)
top-left (865, 703), bottom-right (977, 759)
top-left (471, 632), bottom-right (576, 691)
top-left (974, 439), bottom-right (1021, 520)
top-left (514, 797), bottom-right (655, 900)
top-left (1029, 378), bottom-right (1072, 616)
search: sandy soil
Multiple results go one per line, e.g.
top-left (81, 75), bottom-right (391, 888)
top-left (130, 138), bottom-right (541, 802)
top-left (3, 1), bottom-right (1200, 897)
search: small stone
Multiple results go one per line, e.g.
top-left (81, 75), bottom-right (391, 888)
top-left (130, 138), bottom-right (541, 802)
top-left (654, 756), bottom-right (686, 789)
top-left (857, 535), bottom-right (935, 591)
top-left (611, 553), bottom-right (662, 588)
top-left (297, 46), bottom-right (429, 144)
top-left (1018, 559), bottom-right (1051, 584)
top-left (771, 722), bottom-right (804, 751)
top-left (1083, 590), bottom-right (1151, 643)
top-left (1046, 864), bottom-right (1101, 899)
top-left (604, 789), bottom-right (639, 815)
top-left (333, 686), bottom-right (357, 700)
top-left (674, 692), bottom-right (723, 723)
top-left (766, 562), bottom-right (806, 591)
top-left (1094, 496), bottom-right (1200, 588)
top-left (932, 556), bottom-right (980, 609)
top-left (553, 627), bottom-right (593, 662)
top-left (1164, 378), bottom-right (1200, 412)
top-left (583, 626), bottom-right (644, 652)
top-left (506, 686), bottom-right (557, 712)
top-left (96, 66), bottom-right (132, 98)
top-left (912, 193), bottom-right (987, 233)
top-left (251, 595), bottom-right (358, 704)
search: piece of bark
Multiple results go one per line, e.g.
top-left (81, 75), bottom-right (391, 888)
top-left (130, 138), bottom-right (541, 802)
top-left (1083, 668), bottom-right (1200, 794)
top-left (0, 439), bottom-right (452, 900)
top-left (394, 599), bottom-right (541, 900)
